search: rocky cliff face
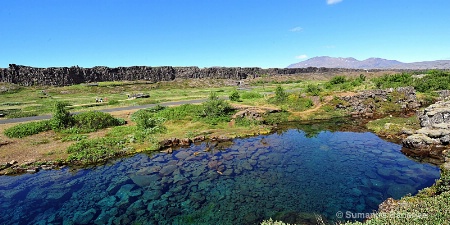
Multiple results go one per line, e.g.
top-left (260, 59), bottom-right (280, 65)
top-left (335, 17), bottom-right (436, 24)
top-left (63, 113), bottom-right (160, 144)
top-left (0, 64), bottom-right (366, 87)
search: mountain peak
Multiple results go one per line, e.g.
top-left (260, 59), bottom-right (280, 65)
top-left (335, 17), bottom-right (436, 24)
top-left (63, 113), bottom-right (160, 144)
top-left (287, 56), bottom-right (450, 69)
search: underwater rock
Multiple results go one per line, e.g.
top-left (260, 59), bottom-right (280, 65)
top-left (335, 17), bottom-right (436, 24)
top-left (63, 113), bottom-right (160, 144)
top-left (387, 184), bottom-right (416, 199)
top-left (189, 192), bottom-right (206, 203)
top-left (349, 187), bottom-right (363, 197)
top-left (365, 196), bottom-right (381, 210)
top-left (94, 208), bottom-right (117, 225)
top-left (97, 196), bottom-right (117, 208)
top-left (142, 190), bottom-right (162, 202)
top-left (175, 151), bottom-right (190, 160)
top-left (191, 167), bottom-right (207, 179)
top-left (126, 200), bottom-right (145, 214)
top-left (369, 179), bottom-right (385, 191)
top-left (241, 161), bottom-right (253, 171)
top-left (159, 164), bottom-right (178, 176)
top-left (222, 168), bottom-right (234, 176)
top-left (207, 160), bottom-right (219, 169)
top-left (116, 184), bottom-right (141, 206)
top-left (130, 175), bottom-right (151, 188)
top-left (376, 167), bottom-right (392, 178)
top-left (73, 208), bottom-right (97, 225)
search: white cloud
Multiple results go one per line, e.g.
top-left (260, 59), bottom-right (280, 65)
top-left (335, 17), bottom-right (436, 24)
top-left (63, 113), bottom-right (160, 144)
top-left (295, 55), bottom-right (308, 59)
top-left (289, 26), bottom-right (303, 32)
top-left (327, 0), bottom-right (343, 5)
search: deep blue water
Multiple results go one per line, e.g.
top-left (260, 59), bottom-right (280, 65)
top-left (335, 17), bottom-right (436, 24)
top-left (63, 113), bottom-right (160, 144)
top-left (0, 130), bottom-right (440, 225)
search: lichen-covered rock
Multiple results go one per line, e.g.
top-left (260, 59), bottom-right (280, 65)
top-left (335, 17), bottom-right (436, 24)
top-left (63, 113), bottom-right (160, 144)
top-left (339, 87), bottom-right (420, 117)
top-left (419, 100), bottom-right (450, 128)
top-left (403, 100), bottom-right (450, 152)
top-left (402, 134), bottom-right (438, 149)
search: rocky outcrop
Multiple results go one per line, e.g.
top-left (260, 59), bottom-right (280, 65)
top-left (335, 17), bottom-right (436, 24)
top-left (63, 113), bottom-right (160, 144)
top-left (338, 87), bottom-right (420, 117)
top-left (1, 64), bottom-right (371, 86)
top-left (403, 100), bottom-right (450, 150)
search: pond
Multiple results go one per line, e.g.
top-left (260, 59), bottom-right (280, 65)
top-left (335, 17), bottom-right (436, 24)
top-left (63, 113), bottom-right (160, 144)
top-left (0, 128), bottom-right (440, 225)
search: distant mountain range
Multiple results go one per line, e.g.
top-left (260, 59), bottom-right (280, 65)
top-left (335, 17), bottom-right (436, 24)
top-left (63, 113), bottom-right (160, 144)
top-left (287, 56), bottom-right (450, 69)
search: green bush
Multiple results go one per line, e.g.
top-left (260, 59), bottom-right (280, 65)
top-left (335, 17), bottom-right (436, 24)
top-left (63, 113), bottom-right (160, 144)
top-left (372, 73), bottom-right (414, 89)
top-left (329, 75), bottom-right (347, 85)
top-left (131, 109), bottom-right (166, 133)
top-left (67, 137), bottom-right (127, 163)
top-left (4, 120), bottom-right (52, 138)
top-left (229, 90), bottom-right (241, 102)
top-left (154, 104), bottom-right (201, 120)
top-left (325, 75), bottom-right (367, 91)
top-left (241, 91), bottom-right (263, 99)
top-left (274, 86), bottom-right (287, 103)
top-left (108, 100), bottom-right (119, 105)
top-left (72, 111), bottom-right (125, 133)
top-left (306, 84), bottom-right (321, 96)
top-left (146, 105), bottom-right (167, 113)
top-left (51, 102), bottom-right (74, 130)
top-left (415, 70), bottom-right (450, 92)
top-left (200, 92), bottom-right (233, 119)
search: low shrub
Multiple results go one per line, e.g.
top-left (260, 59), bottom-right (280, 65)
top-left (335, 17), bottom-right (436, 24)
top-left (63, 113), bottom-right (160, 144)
top-left (241, 91), bottom-right (263, 99)
top-left (67, 137), bottom-right (128, 163)
top-left (72, 111), bottom-right (125, 133)
top-left (229, 90), bottom-right (241, 102)
top-left (325, 75), bottom-right (365, 91)
top-left (372, 73), bottom-right (414, 89)
top-left (131, 109), bottom-right (166, 133)
top-left (274, 86), bottom-right (287, 103)
top-left (146, 105), bottom-right (167, 113)
top-left (108, 100), bottom-right (120, 105)
top-left (306, 84), bottom-right (321, 96)
top-left (329, 75), bottom-right (347, 85)
top-left (4, 120), bottom-right (52, 138)
top-left (200, 92), bottom-right (234, 119)
top-left (415, 70), bottom-right (450, 92)
top-left (51, 102), bottom-right (74, 130)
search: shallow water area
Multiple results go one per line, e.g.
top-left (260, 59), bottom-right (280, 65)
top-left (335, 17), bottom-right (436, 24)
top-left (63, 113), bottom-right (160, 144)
top-left (0, 129), bottom-right (440, 225)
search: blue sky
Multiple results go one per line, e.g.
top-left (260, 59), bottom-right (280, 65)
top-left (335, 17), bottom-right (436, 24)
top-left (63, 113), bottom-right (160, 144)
top-left (1, 0), bottom-right (449, 68)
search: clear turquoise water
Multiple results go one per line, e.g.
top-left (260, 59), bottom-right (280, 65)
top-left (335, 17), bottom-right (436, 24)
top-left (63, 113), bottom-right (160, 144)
top-left (0, 130), bottom-right (440, 225)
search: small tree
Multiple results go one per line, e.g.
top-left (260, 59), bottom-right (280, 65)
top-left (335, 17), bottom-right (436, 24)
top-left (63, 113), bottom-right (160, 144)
top-left (131, 109), bottom-right (166, 133)
top-left (275, 86), bottom-right (287, 103)
top-left (51, 102), bottom-right (73, 130)
top-left (201, 92), bottom-right (233, 118)
top-left (306, 84), bottom-right (321, 96)
top-left (229, 90), bottom-right (240, 102)
top-left (261, 73), bottom-right (269, 90)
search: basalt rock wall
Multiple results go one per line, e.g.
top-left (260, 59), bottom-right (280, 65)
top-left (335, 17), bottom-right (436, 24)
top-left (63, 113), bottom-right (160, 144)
top-left (0, 64), bottom-right (368, 87)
